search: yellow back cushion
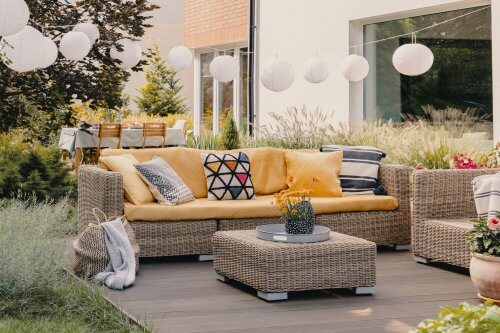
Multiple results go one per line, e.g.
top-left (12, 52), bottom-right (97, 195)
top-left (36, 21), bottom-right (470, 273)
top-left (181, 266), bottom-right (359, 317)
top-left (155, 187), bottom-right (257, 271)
top-left (101, 148), bottom-right (207, 198)
top-left (285, 150), bottom-right (343, 197)
top-left (101, 147), bottom-right (290, 197)
top-left (99, 154), bottom-right (155, 205)
top-left (240, 147), bottom-right (287, 195)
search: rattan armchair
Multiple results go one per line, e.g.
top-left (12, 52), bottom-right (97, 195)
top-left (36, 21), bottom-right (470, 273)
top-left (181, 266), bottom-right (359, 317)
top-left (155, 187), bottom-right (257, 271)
top-left (412, 168), bottom-right (499, 268)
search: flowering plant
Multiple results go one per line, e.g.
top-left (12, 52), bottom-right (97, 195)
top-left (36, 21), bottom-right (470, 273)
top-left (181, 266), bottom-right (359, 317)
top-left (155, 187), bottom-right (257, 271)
top-left (454, 153), bottom-right (485, 169)
top-left (273, 176), bottom-right (318, 221)
top-left (468, 215), bottom-right (500, 256)
top-left (479, 142), bottom-right (500, 168)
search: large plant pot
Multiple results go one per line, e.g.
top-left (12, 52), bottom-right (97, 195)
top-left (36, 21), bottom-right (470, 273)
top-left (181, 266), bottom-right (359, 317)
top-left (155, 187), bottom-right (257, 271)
top-left (470, 253), bottom-right (500, 303)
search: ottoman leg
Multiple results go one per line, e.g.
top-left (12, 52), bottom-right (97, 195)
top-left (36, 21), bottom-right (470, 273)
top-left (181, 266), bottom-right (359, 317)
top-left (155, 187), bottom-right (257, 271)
top-left (393, 244), bottom-right (411, 251)
top-left (353, 286), bottom-right (376, 295)
top-left (197, 254), bottom-right (214, 262)
top-left (216, 273), bottom-right (229, 283)
top-left (257, 291), bottom-right (288, 301)
top-left (414, 255), bottom-right (432, 264)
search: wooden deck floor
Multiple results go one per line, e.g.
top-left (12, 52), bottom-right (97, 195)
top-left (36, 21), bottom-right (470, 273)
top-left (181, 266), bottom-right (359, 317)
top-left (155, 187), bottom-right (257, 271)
top-left (104, 249), bottom-right (478, 333)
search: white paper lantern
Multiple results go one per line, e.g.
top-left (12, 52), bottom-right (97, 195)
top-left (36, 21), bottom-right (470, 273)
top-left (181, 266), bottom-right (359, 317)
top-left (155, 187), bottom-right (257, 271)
top-left (59, 31), bottom-right (92, 61)
top-left (73, 22), bottom-right (100, 44)
top-left (341, 54), bottom-right (370, 81)
top-left (303, 57), bottom-right (329, 83)
top-left (392, 43), bottom-right (434, 76)
top-left (1, 26), bottom-right (45, 72)
top-left (209, 55), bottom-right (238, 83)
top-left (38, 37), bottom-right (58, 68)
top-left (167, 45), bottom-right (192, 71)
top-left (110, 38), bottom-right (142, 69)
top-left (0, 0), bottom-right (30, 37)
top-left (260, 58), bottom-right (295, 92)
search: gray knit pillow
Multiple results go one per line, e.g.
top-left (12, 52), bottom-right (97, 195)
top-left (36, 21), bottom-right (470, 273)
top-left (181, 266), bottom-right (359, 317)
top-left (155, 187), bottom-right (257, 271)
top-left (134, 157), bottom-right (194, 206)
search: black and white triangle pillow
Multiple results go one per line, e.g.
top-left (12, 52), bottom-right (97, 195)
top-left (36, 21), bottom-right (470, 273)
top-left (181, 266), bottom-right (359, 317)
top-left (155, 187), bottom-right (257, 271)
top-left (201, 152), bottom-right (255, 201)
top-left (134, 157), bottom-right (194, 205)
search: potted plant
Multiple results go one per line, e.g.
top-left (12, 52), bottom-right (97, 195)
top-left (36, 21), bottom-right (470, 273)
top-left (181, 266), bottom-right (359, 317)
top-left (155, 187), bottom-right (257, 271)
top-left (273, 176), bottom-right (317, 234)
top-left (468, 215), bottom-right (500, 303)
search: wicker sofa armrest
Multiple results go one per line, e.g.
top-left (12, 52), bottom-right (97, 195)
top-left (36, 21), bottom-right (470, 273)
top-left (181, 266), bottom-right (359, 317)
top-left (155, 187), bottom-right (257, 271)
top-left (412, 168), bottom-right (499, 222)
top-left (379, 164), bottom-right (411, 214)
top-left (77, 165), bottom-right (124, 233)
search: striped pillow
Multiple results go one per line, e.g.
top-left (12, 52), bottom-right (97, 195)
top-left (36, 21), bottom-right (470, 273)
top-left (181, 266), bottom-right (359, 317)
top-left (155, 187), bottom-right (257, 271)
top-left (321, 145), bottom-right (386, 195)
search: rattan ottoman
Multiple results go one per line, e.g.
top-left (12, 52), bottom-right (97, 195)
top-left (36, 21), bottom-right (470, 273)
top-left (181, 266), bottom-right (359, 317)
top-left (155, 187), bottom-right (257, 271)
top-left (213, 230), bottom-right (377, 301)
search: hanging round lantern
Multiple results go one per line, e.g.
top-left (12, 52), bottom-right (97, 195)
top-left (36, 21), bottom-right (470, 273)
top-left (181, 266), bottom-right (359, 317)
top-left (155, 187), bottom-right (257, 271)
top-left (167, 45), bottom-right (192, 71)
top-left (0, 0), bottom-right (30, 37)
top-left (209, 55), bottom-right (238, 83)
top-left (340, 54), bottom-right (370, 81)
top-left (392, 43), bottom-right (434, 76)
top-left (1, 26), bottom-right (45, 72)
top-left (260, 58), bottom-right (295, 92)
top-left (303, 57), bottom-right (329, 83)
top-left (73, 22), bottom-right (100, 44)
top-left (59, 31), bottom-right (92, 61)
top-left (38, 37), bottom-right (58, 68)
top-left (110, 38), bottom-right (142, 69)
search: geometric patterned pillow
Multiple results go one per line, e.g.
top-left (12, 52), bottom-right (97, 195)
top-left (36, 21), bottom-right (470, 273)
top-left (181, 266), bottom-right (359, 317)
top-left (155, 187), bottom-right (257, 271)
top-left (134, 157), bottom-right (194, 206)
top-left (201, 152), bottom-right (255, 201)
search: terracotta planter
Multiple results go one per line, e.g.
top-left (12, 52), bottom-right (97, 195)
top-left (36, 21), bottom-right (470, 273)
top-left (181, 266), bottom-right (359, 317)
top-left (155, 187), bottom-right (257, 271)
top-left (470, 253), bottom-right (500, 303)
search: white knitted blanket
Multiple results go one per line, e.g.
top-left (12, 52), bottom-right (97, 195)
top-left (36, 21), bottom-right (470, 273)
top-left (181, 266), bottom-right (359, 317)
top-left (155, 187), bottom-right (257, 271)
top-left (472, 173), bottom-right (500, 218)
top-left (95, 217), bottom-right (136, 290)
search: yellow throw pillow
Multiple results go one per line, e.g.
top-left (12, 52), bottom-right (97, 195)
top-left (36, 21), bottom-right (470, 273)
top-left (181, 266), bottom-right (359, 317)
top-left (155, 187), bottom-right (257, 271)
top-left (285, 150), bottom-right (343, 197)
top-left (99, 154), bottom-right (155, 205)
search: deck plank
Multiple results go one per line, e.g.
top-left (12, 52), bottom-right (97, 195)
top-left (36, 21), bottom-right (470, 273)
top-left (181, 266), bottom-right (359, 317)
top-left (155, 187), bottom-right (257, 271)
top-left (104, 250), bottom-right (478, 333)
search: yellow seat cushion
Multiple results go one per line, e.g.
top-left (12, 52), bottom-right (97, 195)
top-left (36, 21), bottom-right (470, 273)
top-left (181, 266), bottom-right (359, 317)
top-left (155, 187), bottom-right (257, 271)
top-left (99, 154), bottom-right (154, 205)
top-left (285, 150), bottom-right (343, 197)
top-left (101, 148), bottom-right (207, 199)
top-left (124, 195), bottom-right (398, 222)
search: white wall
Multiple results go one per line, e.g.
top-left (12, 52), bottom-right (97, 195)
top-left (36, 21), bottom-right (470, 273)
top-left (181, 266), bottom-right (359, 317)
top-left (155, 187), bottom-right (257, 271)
top-left (256, 0), bottom-right (499, 142)
top-left (123, 0), bottom-right (194, 114)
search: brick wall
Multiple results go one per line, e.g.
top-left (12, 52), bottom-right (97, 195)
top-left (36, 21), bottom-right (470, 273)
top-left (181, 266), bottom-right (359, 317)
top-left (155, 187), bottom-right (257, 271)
top-left (184, 0), bottom-right (248, 49)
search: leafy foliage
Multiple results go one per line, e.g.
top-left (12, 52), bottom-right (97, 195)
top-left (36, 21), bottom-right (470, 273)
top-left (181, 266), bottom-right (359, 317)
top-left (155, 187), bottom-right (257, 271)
top-left (411, 302), bottom-right (500, 333)
top-left (468, 217), bottom-right (500, 256)
top-left (0, 0), bottom-right (159, 132)
top-left (220, 110), bottom-right (240, 150)
top-left (0, 133), bottom-right (76, 201)
top-left (0, 199), bottom-right (150, 332)
top-left (135, 43), bottom-right (188, 116)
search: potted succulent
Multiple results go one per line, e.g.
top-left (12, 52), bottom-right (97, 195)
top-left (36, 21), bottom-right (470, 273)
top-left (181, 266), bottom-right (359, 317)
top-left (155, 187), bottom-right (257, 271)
top-left (468, 215), bottom-right (500, 303)
top-left (273, 176), bottom-right (317, 234)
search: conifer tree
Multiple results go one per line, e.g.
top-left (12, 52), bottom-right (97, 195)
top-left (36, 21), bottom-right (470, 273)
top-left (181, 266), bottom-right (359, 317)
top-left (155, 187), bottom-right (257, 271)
top-left (135, 43), bottom-right (188, 116)
top-left (221, 110), bottom-right (240, 150)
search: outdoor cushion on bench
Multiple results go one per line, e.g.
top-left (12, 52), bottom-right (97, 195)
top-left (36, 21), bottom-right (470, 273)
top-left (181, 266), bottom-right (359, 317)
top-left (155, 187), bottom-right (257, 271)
top-left (124, 194), bottom-right (398, 222)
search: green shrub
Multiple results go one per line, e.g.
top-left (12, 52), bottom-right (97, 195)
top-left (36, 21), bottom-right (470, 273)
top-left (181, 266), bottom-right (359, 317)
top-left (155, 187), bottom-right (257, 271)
top-left (0, 133), bottom-right (75, 201)
top-left (0, 199), bottom-right (73, 296)
top-left (0, 199), bottom-right (149, 332)
top-left (186, 132), bottom-right (223, 150)
top-left (411, 302), bottom-right (500, 333)
top-left (220, 110), bottom-right (240, 150)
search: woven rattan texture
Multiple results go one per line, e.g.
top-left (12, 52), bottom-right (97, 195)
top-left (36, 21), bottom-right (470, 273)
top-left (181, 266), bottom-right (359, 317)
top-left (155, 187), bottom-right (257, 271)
top-left (412, 169), bottom-right (500, 268)
top-left (78, 164), bottom-right (411, 257)
top-left (213, 230), bottom-right (376, 293)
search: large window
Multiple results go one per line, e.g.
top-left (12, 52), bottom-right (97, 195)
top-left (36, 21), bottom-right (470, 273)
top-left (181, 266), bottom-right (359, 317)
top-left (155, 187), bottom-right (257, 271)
top-left (198, 46), bottom-right (249, 135)
top-left (363, 6), bottom-right (492, 136)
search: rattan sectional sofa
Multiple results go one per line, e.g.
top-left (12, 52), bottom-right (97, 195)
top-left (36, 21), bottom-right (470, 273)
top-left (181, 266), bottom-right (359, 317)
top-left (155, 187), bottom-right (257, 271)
top-left (412, 168), bottom-right (500, 268)
top-left (77, 147), bottom-right (412, 258)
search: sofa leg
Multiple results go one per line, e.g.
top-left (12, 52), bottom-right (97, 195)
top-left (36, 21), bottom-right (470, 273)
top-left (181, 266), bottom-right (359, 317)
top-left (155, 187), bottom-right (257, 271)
top-left (414, 255), bottom-right (432, 264)
top-left (197, 254), bottom-right (214, 262)
top-left (393, 244), bottom-right (411, 251)
top-left (353, 286), bottom-right (376, 295)
top-left (257, 291), bottom-right (288, 302)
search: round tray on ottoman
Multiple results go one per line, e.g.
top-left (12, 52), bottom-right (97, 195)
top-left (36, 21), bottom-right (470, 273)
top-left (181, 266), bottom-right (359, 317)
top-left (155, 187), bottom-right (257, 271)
top-left (256, 224), bottom-right (330, 243)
